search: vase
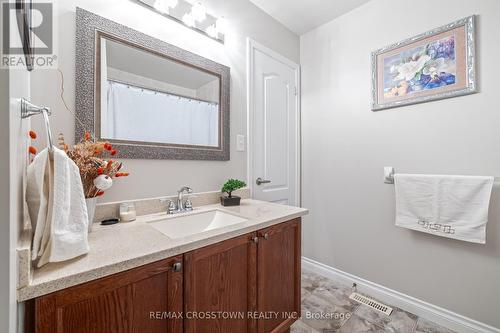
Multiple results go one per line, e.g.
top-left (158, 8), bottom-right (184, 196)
top-left (85, 197), bottom-right (97, 233)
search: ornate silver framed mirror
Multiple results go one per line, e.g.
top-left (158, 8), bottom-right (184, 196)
top-left (75, 8), bottom-right (230, 160)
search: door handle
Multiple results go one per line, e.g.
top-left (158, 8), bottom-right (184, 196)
top-left (256, 178), bottom-right (272, 186)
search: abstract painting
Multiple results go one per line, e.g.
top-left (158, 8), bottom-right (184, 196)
top-left (371, 16), bottom-right (477, 111)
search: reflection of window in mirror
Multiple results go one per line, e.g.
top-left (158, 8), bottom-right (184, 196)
top-left (99, 37), bottom-right (221, 148)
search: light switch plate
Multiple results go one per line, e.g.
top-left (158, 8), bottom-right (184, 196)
top-left (236, 135), bottom-right (245, 152)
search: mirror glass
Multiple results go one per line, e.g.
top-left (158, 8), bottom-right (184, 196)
top-left (99, 37), bottom-right (220, 147)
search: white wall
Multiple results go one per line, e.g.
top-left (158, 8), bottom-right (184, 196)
top-left (30, 0), bottom-right (299, 203)
top-left (301, 0), bottom-right (500, 328)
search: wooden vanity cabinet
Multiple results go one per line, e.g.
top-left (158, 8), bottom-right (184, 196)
top-left (184, 232), bottom-right (257, 332)
top-left (256, 219), bottom-right (301, 333)
top-left (26, 218), bottom-right (301, 333)
top-left (183, 218), bottom-right (301, 333)
top-left (25, 255), bottom-right (184, 333)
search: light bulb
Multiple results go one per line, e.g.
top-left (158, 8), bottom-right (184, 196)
top-left (153, 0), bottom-right (169, 14)
top-left (182, 13), bottom-right (195, 27)
top-left (215, 16), bottom-right (227, 34)
top-left (206, 24), bottom-right (218, 38)
top-left (191, 2), bottom-right (207, 22)
top-left (154, 0), bottom-right (178, 14)
top-left (165, 0), bottom-right (178, 8)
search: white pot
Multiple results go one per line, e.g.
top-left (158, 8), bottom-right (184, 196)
top-left (85, 197), bottom-right (98, 233)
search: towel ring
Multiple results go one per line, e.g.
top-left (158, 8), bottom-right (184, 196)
top-left (21, 98), bottom-right (54, 152)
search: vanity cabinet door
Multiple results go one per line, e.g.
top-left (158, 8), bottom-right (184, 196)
top-left (257, 219), bottom-right (301, 333)
top-left (184, 232), bottom-right (258, 333)
top-left (26, 255), bottom-right (184, 333)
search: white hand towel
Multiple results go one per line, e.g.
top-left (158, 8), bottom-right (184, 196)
top-left (26, 147), bottom-right (89, 267)
top-left (394, 174), bottom-right (494, 244)
top-left (26, 147), bottom-right (52, 261)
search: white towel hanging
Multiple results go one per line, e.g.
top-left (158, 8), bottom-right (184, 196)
top-left (394, 174), bottom-right (494, 244)
top-left (26, 147), bottom-right (89, 267)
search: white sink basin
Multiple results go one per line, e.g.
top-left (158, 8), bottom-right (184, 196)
top-left (148, 210), bottom-right (248, 239)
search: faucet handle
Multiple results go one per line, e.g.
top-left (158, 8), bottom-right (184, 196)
top-left (184, 194), bottom-right (197, 211)
top-left (160, 198), bottom-right (177, 214)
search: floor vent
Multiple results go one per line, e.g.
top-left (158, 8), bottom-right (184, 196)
top-left (349, 292), bottom-right (393, 316)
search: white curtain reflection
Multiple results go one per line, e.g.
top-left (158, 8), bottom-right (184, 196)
top-left (105, 81), bottom-right (219, 147)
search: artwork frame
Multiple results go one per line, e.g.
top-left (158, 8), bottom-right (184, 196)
top-left (371, 15), bottom-right (477, 111)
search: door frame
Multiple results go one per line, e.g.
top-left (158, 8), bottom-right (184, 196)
top-left (246, 38), bottom-right (301, 206)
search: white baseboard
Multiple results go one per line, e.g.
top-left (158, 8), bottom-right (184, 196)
top-left (302, 257), bottom-right (500, 333)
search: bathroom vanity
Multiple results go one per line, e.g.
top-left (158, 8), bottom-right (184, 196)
top-left (21, 200), bottom-right (307, 333)
top-left (20, 9), bottom-right (307, 332)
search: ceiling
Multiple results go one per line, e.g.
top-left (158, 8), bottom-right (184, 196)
top-left (249, 0), bottom-right (372, 35)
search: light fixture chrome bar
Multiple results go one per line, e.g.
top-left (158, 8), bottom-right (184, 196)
top-left (133, 0), bottom-right (225, 44)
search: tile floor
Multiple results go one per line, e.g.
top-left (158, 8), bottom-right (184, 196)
top-left (291, 269), bottom-right (456, 333)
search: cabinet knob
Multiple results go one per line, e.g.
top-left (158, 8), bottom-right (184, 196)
top-left (252, 236), bottom-right (259, 243)
top-left (172, 262), bottom-right (182, 272)
top-left (262, 233), bottom-right (269, 240)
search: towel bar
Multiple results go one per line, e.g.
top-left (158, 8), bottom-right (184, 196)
top-left (384, 167), bottom-right (498, 184)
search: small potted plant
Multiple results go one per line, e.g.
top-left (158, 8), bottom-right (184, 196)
top-left (220, 179), bottom-right (246, 206)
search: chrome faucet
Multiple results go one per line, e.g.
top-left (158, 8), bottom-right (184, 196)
top-left (159, 186), bottom-right (194, 215)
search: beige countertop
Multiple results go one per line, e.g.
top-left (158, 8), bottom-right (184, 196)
top-left (18, 199), bottom-right (308, 302)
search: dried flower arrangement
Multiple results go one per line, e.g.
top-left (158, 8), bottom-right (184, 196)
top-left (29, 130), bottom-right (129, 198)
top-left (59, 132), bottom-right (129, 198)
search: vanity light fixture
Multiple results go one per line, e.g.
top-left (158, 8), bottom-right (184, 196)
top-left (166, 0), bottom-right (179, 8)
top-left (215, 16), bottom-right (227, 35)
top-left (206, 16), bottom-right (226, 38)
top-left (153, 0), bottom-right (178, 14)
top-left (206, 24), bottom-right (217, 38)
top-left (134, 0), bottom-right (225, 43)
top-left (182, 12), bottom-right (195, 27)
top-left (191, 2), bottom-right (206, 22)
top-left (153, 0), bottom-right (168, 13)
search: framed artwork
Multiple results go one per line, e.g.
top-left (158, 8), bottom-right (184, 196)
top-left (371, 16), bottom-right (477, 111)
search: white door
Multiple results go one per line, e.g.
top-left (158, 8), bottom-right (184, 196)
top-left (248, 39), bottom-right (300, 206)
